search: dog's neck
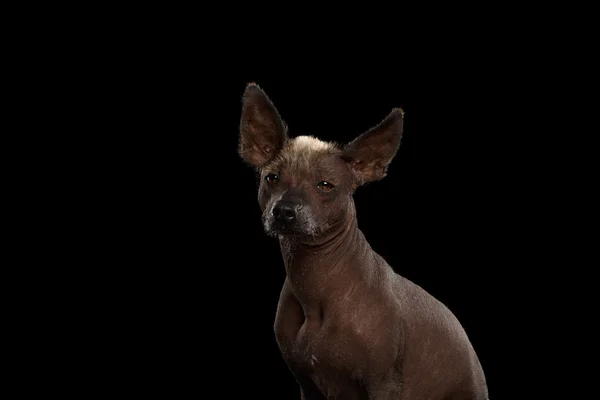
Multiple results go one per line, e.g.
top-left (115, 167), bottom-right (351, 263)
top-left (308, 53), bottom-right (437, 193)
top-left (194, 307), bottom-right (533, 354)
top-left (278, 203), bottom-right (381, 317)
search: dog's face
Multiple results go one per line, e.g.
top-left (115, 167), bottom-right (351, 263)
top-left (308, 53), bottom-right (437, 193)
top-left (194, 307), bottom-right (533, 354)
top-left (238, 83), bottom-right (404, 240)
top-left (257, 136), bottom-right (354, 238)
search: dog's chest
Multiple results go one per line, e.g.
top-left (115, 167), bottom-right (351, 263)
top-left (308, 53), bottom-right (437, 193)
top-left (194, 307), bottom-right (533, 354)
top-left (290, 314), bottom-right (375, 395)
top-left (293, 310), bottom-right (372, 371)
top-left (294, 320), bottom-right (335, 368)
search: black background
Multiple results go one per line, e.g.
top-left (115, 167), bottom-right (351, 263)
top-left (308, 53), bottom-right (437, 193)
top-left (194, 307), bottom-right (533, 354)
top-left (19, 5), bottom-right (573, 397)
top-left (90, 40), bottom-right (515, 398)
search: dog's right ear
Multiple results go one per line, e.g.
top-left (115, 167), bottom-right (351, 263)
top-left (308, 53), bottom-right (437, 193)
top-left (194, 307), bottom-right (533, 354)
top-left (342, 108), bottom-right (404, 186)
top-left (239, 83), bottom-right (288, 167)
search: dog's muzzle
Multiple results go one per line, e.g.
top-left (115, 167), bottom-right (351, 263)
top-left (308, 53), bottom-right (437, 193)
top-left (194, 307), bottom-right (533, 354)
top-left (272, 202), bottom-right (300, 225)
top-left (271, 201), bottom-right (302, 230)
top-left (263, 198), bottom-right (318, 237)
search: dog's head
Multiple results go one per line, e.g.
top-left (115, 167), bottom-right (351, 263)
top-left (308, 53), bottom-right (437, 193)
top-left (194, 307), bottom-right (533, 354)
top-left (238, 83), bottom-right (404, 240)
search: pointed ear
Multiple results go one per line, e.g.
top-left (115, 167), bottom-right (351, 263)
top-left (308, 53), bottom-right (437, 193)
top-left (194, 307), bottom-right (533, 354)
top-left (238, 83), bottom-right (288, 167)
top-left (342, 108), bottom-right (404, 186)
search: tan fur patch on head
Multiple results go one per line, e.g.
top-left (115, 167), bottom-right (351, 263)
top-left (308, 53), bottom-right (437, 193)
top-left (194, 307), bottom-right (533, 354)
top-left (291, 135), bottom-right (335, 153)
top-left (268, 135), bottom-right (339, 174)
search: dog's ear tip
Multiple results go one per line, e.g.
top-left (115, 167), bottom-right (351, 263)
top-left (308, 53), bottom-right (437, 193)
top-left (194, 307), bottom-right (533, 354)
top-left (384, 108), bottom-right (405, 136)
top-left (389, 108), bottom-right (405, 120)
top-left (244, 82), bottom-right (263, 93)
top-left (243, 82), bottom-right (270, 102)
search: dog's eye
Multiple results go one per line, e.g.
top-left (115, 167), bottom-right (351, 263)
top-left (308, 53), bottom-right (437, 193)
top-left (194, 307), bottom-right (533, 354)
top-left (265, 174), bottom-right (279, 184)
top-left (317, 181), bottom-right (334, 192)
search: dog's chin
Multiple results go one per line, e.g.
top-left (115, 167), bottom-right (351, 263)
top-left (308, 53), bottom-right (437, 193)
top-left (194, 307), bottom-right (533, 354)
top-left (265, 221), bottom-right (316, 238)
top-left (265, 223), bottom-right (298, 237)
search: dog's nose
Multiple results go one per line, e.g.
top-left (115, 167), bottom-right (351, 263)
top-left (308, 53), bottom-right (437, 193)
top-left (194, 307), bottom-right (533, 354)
top-left (273, 203), bottom-right (296, 223)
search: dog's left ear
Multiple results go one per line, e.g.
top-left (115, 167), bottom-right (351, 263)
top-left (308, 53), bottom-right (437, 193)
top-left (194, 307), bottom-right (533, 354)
top-left (342, 108), bottom-right (404, 186)
top-left (239, 83), bottom-right (288, 167)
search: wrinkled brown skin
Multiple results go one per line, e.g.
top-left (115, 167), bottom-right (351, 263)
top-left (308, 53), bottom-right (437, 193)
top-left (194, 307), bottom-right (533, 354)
top-left (239, 83), bottom-right (489, 400)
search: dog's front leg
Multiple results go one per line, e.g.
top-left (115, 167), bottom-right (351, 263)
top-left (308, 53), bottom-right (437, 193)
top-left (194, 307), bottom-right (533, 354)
top-left (364, 375), bottom-right (403, 400)
top-left (274, 280), bottom-right (326, 399)
top-left (365, 388), bottom-right (402, 399)
top-left (296, 375), bottom-right (326, 400)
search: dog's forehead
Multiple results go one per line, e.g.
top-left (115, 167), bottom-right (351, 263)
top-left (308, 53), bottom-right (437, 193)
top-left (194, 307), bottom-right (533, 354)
top-left (291, 136), bottom-right (334, 153)
top-left (275, 135), bottom-right (339, 172)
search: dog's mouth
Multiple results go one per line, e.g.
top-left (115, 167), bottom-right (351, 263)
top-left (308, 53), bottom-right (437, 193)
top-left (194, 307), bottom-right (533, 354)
top-left (268, 221), bottom-right (300, 236)
top-left (264, 218), bottom-right (320, 238)
top-left (262, 204), bottom-right (322, 238)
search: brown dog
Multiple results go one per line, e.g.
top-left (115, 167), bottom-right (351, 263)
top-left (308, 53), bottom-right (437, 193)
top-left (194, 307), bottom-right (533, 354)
top-left (238, 83), bottom-right (488, 399)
